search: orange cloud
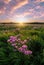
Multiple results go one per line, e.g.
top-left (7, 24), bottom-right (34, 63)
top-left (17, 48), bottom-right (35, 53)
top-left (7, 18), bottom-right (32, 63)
top-left (10, 0), bottom-right (28, 14)
top-left (4, 0), bottom-right (11, 4)
top-left (0, 11), bottom-right (2, 14)
top-left (23, 11), bottom-right (32, 16)
top-left (40, 0), bottom-right (44, 2)
top-left (0, 10), bottom-right (5, 15)
top-left (0, 7), bottom-right (6, 15)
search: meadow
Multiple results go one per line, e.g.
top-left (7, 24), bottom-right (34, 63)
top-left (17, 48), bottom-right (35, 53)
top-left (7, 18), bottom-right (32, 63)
top-left (0, 23), bottom-right (44, 65)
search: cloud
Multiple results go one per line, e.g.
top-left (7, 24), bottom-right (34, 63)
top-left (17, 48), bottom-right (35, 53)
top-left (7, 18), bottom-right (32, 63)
top-left (14, 11), bottom-right (33, 18)
top-left (32, 11), bottom-right (44, 19)
top-left (0, 10), bottom-right (5, 15)
top-left (15, 5), bottom-right (44, 19)
top-left (4, 0), bottom-right (11, 4)
top-left (0, 11), bottom-right (2, 14)
top-left (0, 0), bottom-right (44, 21)
top-left (0, 7), bottom-right (6, 15)
top-left (35, 0), bottom-right (44, 3)
top-left (10, 0), bottom-right (28, 14)
top-left (35, 5), bottom-right (41, 9)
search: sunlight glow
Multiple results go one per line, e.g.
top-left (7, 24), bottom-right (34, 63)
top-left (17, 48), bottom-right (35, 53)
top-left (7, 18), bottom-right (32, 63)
top-left (15, 17), bottom-right (27, 23)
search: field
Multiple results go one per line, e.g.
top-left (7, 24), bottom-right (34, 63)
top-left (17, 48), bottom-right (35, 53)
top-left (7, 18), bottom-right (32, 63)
top-left (0, 23), bottom-right (44, 65)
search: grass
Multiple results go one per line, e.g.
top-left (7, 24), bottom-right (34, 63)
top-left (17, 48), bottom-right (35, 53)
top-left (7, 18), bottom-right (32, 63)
top-left (0, 24), bottom-right (44, 65)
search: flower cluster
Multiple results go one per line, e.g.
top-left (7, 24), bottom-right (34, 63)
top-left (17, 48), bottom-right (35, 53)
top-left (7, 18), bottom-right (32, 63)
top-left (7, 35), bottom-right (32, 55)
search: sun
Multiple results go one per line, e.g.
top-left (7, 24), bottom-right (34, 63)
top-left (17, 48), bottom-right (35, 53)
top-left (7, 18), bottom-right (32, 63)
top-left (15, 17), bottom-right (27, 23)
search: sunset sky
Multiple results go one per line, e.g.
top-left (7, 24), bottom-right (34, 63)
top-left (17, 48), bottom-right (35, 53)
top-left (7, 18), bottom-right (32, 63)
top-left (0, 0), bottom-right (44, 23)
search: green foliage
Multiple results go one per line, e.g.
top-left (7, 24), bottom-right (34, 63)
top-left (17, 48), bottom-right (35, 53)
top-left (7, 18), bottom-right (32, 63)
top-left (0, 25), bottom-right (44, 65)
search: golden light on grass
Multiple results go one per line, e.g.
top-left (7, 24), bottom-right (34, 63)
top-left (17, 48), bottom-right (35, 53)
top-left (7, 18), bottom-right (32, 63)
top-left (18, 22), bottom-right (24, 26)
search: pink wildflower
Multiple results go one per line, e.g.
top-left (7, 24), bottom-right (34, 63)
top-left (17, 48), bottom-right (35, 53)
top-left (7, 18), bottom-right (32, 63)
top-left (18, 47), bottom-right (25, 52)
top-left (22, 45), bottom-right (27, 49)
top-left (24, 50), bottom-right (32, 55)
top-left (11, 44), bottom-right (16, 46)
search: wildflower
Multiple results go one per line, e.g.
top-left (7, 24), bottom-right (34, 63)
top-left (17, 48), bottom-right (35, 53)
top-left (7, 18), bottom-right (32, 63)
top-left (8, 36), bottom-right (17, 43)
top-left (15, 46), bottom-right (18, 49)
top-left (7, 35), bottom-right (32, 55)
top-left (18, 47), bottom-right (25, 52)
top-left (20, 41), bottom-right (24, 44)
top-left (22, 45), bottom-right (27, 49)
top-left (24, 50), bottom-right (32, 55)
top-left (7, 39), bottom-right (13, 43)
top-left (7, 39), bottom-right (10, 42)
top-left (10, 36), bottom-right (15, 39)
top-left (11, 44), bottom-right (16, 46)
top-left (24, 40), bottom-right (27, 43)
top-left (21, 41), bottom-right (25, 44)
top-left (17, 38), bottom-right (21, 43)
top-left (10, 36), bottom-right (17, 40)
